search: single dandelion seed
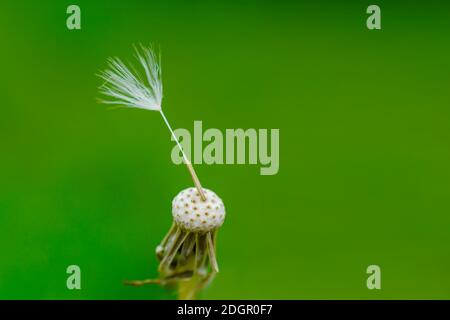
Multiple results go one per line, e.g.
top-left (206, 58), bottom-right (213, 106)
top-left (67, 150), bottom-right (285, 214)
top-left (98, 44), bottom-right (206, 201)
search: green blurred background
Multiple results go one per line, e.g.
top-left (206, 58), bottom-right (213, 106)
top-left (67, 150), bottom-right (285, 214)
top-left (1, 0), bottom-right (450, 299)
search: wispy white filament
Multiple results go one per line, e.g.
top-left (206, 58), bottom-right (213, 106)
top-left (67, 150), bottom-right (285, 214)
top-left (98, 45), bottom-right (163, 111)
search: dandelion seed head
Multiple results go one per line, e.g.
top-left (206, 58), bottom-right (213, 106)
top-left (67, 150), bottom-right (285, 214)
top-left (172, 187), bottom-right (226, 232)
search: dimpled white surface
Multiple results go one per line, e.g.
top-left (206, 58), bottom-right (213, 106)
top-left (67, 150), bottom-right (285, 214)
top-left (172, 187), bottom-right (225, 232)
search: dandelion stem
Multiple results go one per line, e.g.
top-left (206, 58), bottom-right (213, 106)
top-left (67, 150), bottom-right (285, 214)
top-left (123, 279), bottom-right (161, 286)
top-left (159, 110), bottom-right (207, 201)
